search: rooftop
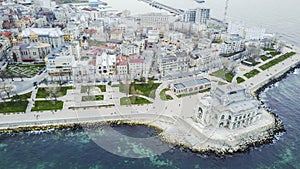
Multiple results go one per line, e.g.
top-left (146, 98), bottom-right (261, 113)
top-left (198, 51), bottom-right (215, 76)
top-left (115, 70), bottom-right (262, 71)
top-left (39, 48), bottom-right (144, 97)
top-left (174, 78), bottom-right (210, 89)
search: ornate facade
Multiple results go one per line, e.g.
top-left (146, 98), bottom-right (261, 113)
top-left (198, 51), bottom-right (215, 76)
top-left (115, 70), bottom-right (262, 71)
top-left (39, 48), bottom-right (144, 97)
top-left (194, 84), bottom-right (262, 129)
top-left (12, 33), bottom-right (51, 62)
top-left (21, 28), bottom-right (64, 48)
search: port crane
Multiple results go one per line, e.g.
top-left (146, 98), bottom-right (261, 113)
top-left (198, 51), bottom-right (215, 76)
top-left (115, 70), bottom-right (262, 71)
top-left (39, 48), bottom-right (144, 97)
top-left (224, 0), bottom-right (229, 23)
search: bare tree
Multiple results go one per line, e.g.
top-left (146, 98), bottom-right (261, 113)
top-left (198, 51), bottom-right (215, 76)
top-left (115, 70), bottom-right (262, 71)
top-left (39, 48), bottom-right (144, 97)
top-left (0, 70), bottom-right (5, 82)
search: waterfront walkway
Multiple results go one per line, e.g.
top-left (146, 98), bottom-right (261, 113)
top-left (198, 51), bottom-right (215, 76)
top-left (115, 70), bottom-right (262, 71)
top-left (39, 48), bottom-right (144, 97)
top-left (0, 46), bottom-right (299, 152)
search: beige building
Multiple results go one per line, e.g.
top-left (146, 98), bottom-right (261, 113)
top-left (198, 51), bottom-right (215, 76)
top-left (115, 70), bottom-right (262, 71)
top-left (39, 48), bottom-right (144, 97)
top-left (21, 28), bottom-right (64, 48)
top-left (12, 33), bottom-right (51, 62)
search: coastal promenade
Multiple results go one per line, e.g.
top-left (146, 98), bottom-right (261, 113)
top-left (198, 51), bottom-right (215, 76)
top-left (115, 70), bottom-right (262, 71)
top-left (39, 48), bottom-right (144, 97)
top-left (238, 46), bottom-right (300, 93)
top-left (0, 46), bottom-right (298, 153)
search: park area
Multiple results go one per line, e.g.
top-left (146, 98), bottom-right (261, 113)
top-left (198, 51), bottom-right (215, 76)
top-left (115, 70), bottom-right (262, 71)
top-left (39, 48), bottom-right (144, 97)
top-left (120, 96), bottom-right (151, 105)
top-left (36, 86), bottom-right (73, 98)
top-left (31, 100), bottom-right (64, 111)
top-left (211, 69), bottom-right (234, 82)
top-left (3, 64), bottom-right (45, 78)
top-left (259, 52), bottom-right (296, 70)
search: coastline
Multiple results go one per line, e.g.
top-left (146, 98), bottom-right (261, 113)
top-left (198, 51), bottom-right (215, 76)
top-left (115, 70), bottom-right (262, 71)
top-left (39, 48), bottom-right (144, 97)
top-left (0, 48), bottom-right (299, 155)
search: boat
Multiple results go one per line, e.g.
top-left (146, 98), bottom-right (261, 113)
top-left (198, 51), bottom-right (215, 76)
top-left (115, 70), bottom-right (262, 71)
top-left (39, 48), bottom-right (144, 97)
top-left (195, 0), bottom-right (205, 3)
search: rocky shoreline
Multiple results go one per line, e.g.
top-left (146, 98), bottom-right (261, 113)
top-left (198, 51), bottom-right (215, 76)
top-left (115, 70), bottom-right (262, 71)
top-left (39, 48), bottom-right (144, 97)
top-left (1, 63), bottom-right (299, 156)
top-left (0, 115), bottom-right (286, 156)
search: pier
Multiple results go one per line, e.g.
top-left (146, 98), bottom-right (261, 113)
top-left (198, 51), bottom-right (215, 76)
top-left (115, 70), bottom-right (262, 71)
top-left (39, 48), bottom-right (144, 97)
top-left (138, 0), bottom-right (183, 15)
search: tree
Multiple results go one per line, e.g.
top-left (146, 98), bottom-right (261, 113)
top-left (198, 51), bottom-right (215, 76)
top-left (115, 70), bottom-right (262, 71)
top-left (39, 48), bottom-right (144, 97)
top-left (12, 52), bottom-right (18, 62)
top-left (0, 70), bottom-right (6, 82)
top-left (130, 83), bottom-right (136, 104)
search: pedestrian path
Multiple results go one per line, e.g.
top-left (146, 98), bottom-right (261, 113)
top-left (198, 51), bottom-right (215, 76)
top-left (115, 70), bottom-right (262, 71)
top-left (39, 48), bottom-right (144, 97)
top-left (25, 87), bottom-right (38, 113)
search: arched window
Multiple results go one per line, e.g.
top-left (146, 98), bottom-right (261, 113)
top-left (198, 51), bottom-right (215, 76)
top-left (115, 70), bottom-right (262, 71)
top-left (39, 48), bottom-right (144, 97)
top-left (228, 115), bottom-right (232, 120)
top-left (198, 107), bottom-right (203, 113)
top-left (219, 122), bottom-right (224, 127)
top-left (221, 115), bottom-right (225, 120)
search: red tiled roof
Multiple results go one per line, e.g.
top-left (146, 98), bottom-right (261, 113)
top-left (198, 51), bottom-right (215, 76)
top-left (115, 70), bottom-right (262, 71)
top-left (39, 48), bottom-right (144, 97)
top-left (117, 61), bottom-right (128, 66)
top-left (22, 58), bottom-right (35, 61)
top-left (99, 45), bottom-right (116, 49)
top-left (129, 59), bottom-right (144, 64)
top-left (84, 29), bottom-right (97, 34)
top-left (116, 56), bottom-right (127, 62)
top-left (0, 31), bottom-right (13, 39)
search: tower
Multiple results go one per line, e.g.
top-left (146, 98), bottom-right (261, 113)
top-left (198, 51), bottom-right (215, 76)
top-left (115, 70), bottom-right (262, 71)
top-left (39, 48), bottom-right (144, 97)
top-left (29, 32), bottom-right (38, 43)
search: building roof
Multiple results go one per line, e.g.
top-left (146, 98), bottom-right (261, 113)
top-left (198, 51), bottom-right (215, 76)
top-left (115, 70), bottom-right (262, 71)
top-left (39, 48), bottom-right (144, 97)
top-left (22, 28), bottom-right (63, 37)
top-left (174, 78), bottom-right (210, 89)
top-left (217, 84), bottom-right (245, 94)
top-left (228, 100), bottom-right (258, 115)
top-left (0, 31), bottom-right (13, 39)
top-left (129, 59), bottom-right (144, 64)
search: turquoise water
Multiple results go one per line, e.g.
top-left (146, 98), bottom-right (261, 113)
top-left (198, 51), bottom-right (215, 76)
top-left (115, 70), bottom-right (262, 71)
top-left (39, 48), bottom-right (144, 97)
top-left (1, 0), bottom-right (300, 168)
top-left (1, 73), bottom-right (300, 169)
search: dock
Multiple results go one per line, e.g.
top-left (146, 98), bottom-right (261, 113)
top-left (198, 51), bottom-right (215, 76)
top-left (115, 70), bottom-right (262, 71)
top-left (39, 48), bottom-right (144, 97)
top-left (138, 0), bottom-right (183, 15)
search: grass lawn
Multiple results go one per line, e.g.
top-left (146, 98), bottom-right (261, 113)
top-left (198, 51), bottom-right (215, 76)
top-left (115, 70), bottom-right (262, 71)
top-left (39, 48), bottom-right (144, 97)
top-left (120, 96), bottom-right (151, 105)
top-left (244, 69), bottom-right (260, 79)
top-left (11, 92), bottom-right (32, 100)
top-left (262, 48), bottom-right (275, 52)
top-left (31, 100), bottom-right (63, 111)
top-left (259, 55), bottom-right (270, 61)
top-left (82, 95), bottom-right (104, 102)
top-left (268, 51), bottom-right (281, 57)
top-left (0, 101), bottom-right (28, 113)
top-left (120, 97), bottom-right (131, 105)
top-left (243, 57), bottom-right (260, 66)
top-left (112, 84), bottom-right (126, 93)
top-left (6, 64), bottom-right (45, 78)
top-left (97, 85), bottom-right (106, 92)
top-left (36, 86), bottom-right (73, 98)
top-left (81, 85), bottom-right (95, 93)
top-left (211, 69), bottom-right (235, 82)
top-left (160, 89), bottom-right (173, 100)
top-left (259, 52), bottom-right (296, 70)
top-left (132, 82), bottom-right (161, 99)
top-left (236, 77), bottom-right (245, 84)
top-left (177, 88), bottom-right (211, 98)
top-left (87, 39), bottom-right (105, 46)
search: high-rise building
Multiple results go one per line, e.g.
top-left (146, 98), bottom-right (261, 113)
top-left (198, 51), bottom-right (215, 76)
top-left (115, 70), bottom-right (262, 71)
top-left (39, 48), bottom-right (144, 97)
top-left (183, 8), bottom-right (210, 24)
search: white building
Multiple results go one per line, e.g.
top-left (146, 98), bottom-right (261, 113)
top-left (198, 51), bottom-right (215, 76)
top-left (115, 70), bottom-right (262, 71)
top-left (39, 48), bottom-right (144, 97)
top-left (134, 13), bottom-right (171, 30)
top-left (120, 43), bottom-right (139, 57)
top-left (194, 84), bottom-right (262, 129)
top-left (128, 59), bottom-right (147, 79)
top-left (116, 56), bottom-right (128, 75)
top-left (171, 78), bottom-right (211, 95)
top-left (45, 45), bottom-right (76, 80)
top-left (96, 51), bottom-right (116, 76)
top-left (158, 51), bottom-right (189, 76)
top-left (21, 28), bottom-right (64, 48)
top-left (190, 49), bottom-right (222, 72)
top-left (220, 34), bottom-right (245, 55)
top-left (183, 8), bottom-right (210, 25)
top-left (147, 30), bottom-right (159, 43)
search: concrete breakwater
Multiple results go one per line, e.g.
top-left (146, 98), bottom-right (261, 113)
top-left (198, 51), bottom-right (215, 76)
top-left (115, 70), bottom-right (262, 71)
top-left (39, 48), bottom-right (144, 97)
top-left (0, 110), bottom-right (282, 156)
